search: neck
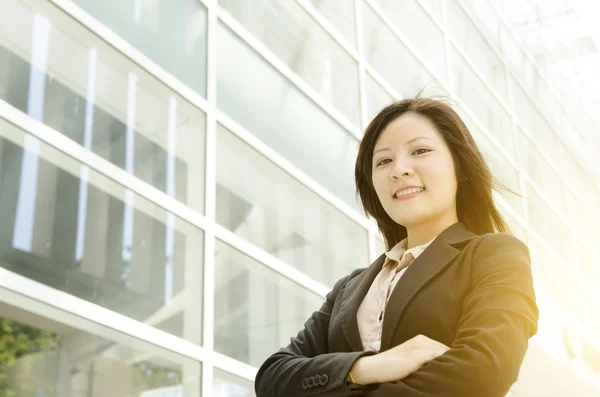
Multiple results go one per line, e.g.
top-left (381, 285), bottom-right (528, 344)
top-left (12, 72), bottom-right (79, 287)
top-left (405, 214), bottom-right (459, 250)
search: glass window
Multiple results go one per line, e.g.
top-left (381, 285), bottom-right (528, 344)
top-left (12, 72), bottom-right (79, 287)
top-left (0, 0), bottom-right (207, 213)
top-left (510, 78), bottom-right (563, 172)
top-left (73, 0), bottom-right (208, 96)
top-left (528, 236), bottom-right (581, 325)
top-left (518, 132), bottom-right (567, 216)
top-left (219, 0), bottom-right (360, 126)
top-left (365, 72), bottom-right (394, 125)
top-left (0, 305), bottom-right (201, 397)
top-left (569, 193), bottom-right (600, 251)
top-left (419, 0), bottom-right (443, 24)
top-left (0, 119), bottom-right (204, 344)
top-left (214, 369), bottom-right (255, 397)
top-left (372, 0), bottom-right (446, 80)
top-left (527, 184), bottom-right (572, 263)
top-left (458, 0), bottom-right (502, 50)
top-left (449, 44), bottom-right (513, 159)
top-left (217, 22), bottom-right (360, 211)
top-left (374, 237), bottom-right (386, 257)
top-left (307, 0), bottom-right (356, 47)
top-left (458, 110), bottom-right (523, 216)
top-left (362, 3), bottom-right (442, 98)
top-left (576, 240), bottom-right (599, 296)
top-left (214, 240), bottom-right (324, 368)
top-left (447, 0), bottom-right (506, 99)
top-left (216, 124), bottom-right (369, 286)
top-left (560, 143), bottom-right (599, 222)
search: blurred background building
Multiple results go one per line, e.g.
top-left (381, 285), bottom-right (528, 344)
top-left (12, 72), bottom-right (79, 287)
top-left (0, 0), bottom-right (599, 396)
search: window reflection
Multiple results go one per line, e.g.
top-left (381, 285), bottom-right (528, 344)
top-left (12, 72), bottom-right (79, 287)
top-left (214, 369), bottom-right (255, 397)
top-left (362, 3), bottom-right (441, 98)
top-left (0, 305), bottom-right (201, 397)
top-left (216, 124), bottom-right (369, 286)
top-left (0, 0), bottom-right (206, 214)
top-left (214, 240), bottom-right (324, 368)
top-left (373, 0), bottom-right (446, 80)
top-left (219, 0), bottom-right (360, 125)
top-left (0, 120), bottom-right (204, 344)
top-left (74, 0), bottom-right (208, 96)
top-left (217, 22), bottom-right (360, 211)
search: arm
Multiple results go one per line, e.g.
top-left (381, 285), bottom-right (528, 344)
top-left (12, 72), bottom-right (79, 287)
top-left (254, 270), bottom-right (378, 397)
top-left (365, 233), bottom-right (539, 397)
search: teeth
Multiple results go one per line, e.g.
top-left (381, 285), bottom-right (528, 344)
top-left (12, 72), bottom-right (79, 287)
top-left (395, 187), bottom-right (424, 198)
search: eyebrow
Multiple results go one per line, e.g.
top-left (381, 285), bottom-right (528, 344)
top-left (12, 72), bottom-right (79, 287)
top-left (373, 136), bottom-right (432, 156)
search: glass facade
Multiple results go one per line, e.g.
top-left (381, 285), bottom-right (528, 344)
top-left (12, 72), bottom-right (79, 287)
top-left (1, 0), bottom-right (599, 394)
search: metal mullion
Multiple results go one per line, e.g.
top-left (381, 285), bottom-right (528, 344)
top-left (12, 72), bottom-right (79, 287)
top-left (363, 0), bottom-right (443, 89)
top-left (453, 0), bottom-right (595, 175)
top-left (215, 5), bottom-right (362, 140)
top-left (0, 268), bottom-right (207, 362)
top-left (202, 0), bottom-right (218, 394)
top-left (215, 110), bottom-right (374, 233)
top-left (0, 99), bottom-right (334, 317)
top-left (294, 0), bottom-right (360, 62)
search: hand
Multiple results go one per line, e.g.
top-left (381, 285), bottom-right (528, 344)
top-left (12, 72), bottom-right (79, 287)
top-left (350, 334), bottom-right (450, 385)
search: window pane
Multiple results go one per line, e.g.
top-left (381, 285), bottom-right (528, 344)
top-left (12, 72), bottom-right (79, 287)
top-left (373, 0), bottom-right (446, 80)
top-left (217, 22), bottom-right (360, 211)
top-left (457, 110), bottom-right (522, 216)
top-left (216, 124), bottom-right (369, 286)
top-left (510, 78), bottom-right (563, 172)
top-left (519, 133), bottom-right (567, 215)
top-left (447, 0), bottom-right (506, 99)
top-left (419, 0), bottom-right (443, 23)
top-left (219, 0), bottom-right (360, 126)
top-left (0, 305), bottom-right (201, 397)
top-left (449, 44), bottom-right (513, 159)
top-left (560, 143), bottom-right (599, 221)
top-left (0, 120), bottom-right (204, 344)
top-left (526, 184), bottom-right (572, 263)
top-left (73, 0), bottom-right (208, 96)
top-left (365, 72), bottom-right (394, 125)
top-left (374, 237), bottom-right (386, 257)
top-left (0, 0), bottom-right (206, 213)
top-left (214, 369), bottom-right (255, 397)
top-left (214, 240), bottom-right (324, 368)
top-left (363, 3), bottom-right (440, 97)
top-left (528, 237), bottom-right (581, 325)
top-left (307, 0), bottom-right (356, 47)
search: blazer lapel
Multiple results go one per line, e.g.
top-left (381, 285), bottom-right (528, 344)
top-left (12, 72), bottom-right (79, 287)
top-left (339, 254), bottom-right (385, 351)
top-left (380, 222), bottom-right (477, 351)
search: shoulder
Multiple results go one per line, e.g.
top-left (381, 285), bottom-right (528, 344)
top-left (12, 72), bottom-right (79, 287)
top-left (470, 232), bottom-right (530, 262)
top-left (466, 232), bottom-right (532, 283)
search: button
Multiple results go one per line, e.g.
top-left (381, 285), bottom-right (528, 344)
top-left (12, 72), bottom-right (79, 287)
top-left (308, 376), bottom-right (315, 388)
top-left (320, 374), bottom-right (329, 385)
top-left (314, 374), bottom-right (321, 386)
top-left (302, 378), bottom-right (309, 390)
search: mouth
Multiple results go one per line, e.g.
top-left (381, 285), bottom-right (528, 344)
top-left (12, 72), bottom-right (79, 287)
top-left (393, 187), bottom-right (425, 200)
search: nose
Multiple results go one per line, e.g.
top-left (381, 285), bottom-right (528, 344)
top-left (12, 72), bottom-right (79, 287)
top-left (390, 159), bottom-right (413, 180)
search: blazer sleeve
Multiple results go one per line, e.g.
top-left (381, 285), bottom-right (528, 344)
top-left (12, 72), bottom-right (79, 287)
top-left (255, 270), bottom-right (378, 397)
top-left (364, 233), bottom-right (539, 397)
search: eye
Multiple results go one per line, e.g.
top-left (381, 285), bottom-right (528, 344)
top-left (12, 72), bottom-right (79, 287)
top-left (376, 158), bottom-right (391, 167)
top-left (413, 148), bottom-right (431, 155)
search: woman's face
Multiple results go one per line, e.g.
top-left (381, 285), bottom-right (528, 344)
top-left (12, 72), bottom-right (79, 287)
top-left (371, 112), bottom-right (459, 229)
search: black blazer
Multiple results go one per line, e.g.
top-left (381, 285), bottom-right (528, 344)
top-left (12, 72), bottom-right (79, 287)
top-left (255, 222), bottom-right (539, 397)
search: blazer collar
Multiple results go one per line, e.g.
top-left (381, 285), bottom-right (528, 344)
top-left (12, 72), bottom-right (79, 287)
top-left (339, 222), bottom-right (477, 352)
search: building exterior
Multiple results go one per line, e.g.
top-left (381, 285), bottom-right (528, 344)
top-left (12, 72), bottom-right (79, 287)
top-left (0, 0), bottom-right (598, 396)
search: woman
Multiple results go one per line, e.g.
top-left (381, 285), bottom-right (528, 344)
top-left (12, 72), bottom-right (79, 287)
top-left (254, 96), bottom-right (539, 397)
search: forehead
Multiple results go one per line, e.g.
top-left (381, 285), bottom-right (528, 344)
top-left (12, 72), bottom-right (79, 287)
top-left (375, 112), bottom-right (441, 147)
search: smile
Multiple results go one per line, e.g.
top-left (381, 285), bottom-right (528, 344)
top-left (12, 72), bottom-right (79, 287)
top-left (393, 187), bottom-right (425, 200)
